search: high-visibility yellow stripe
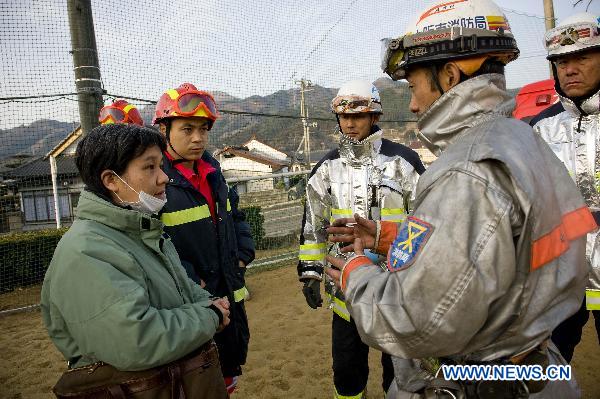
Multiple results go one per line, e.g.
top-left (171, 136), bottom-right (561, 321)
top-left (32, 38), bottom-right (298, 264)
top-left (300, 243), bottom-right (327, 250)
top-left (327, 293), bottom-right (350, 322)
top-left (299, 242), bottom-right (327, 262)
top-left (331, 208), bottom-right (353, 216)
top-left (234, 286), bottom-right (249, 303)
top-left (122, 104), bottom-right (135, 114)
top-left (586, 289), bottom-right (600, 310)
top-left (226, 198), bottom-right (231, 212)
top-left (381, 208), bottom-right (405, 215)
top-left (161, 205), bottom-right (211, 226)
top-left (381, 208), bottom-right (406, 223)
top-left (299, 253), bottom-right (326, 261)
top-left (299, 250), bottom-right (326, 255)
top-left (334, 387), bottom-right (363, 398)
top-left (331, 209), bottom-right (353, 223)
top-left (166, 89), bottom-right (179, 99)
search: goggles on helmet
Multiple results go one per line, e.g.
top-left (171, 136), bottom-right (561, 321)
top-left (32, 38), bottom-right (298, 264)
top-left (331, 95), bottom-right (382, 114)
top-left (544, 22), bottom-right (600, 51)
top-left (99, 103), bottom-right (143, 125)
top-left (99, 106), bottom-right (127, 124)
top-left (170, 90), bottom-right (218, 119)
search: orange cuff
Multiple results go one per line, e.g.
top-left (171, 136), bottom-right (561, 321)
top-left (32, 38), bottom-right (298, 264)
top-left (341, 255), bottom-right (372, 291)
top-left (531, 206), bottom-right (597, 270)
top-left (376, 221), bottom-right (398, 254)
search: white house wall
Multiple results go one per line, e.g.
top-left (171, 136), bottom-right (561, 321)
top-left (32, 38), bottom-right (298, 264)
top-left (221, 169), bottom-right (275, 193)
top-left (220, 157), bottom-right (272, 173)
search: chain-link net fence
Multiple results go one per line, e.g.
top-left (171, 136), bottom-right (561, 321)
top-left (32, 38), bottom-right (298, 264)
top-left (1, 0), bottom-right (556, 312)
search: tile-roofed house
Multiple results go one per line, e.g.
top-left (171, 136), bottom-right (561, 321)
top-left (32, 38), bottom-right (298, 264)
top-left (0, 127), bottom-right (83, 232)
top-left (214, 138), bottom-right (291, 194)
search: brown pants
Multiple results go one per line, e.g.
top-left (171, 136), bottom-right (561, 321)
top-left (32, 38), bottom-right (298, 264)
top-left (53, 341), bottom-right (228, 399)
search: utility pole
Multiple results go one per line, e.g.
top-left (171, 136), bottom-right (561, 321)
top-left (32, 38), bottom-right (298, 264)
top-left (67, 0), bottom-right (103, 135)
top-left (543, 0), bottom-right (556, 77)
top-left (295, 79), bottom-right (313, 167)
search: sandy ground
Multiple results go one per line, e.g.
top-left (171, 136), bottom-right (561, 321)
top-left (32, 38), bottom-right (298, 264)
top-left (1, 264), bottom-right (599, 399)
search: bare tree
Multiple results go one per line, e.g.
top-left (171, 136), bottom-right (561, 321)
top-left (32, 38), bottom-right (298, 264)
top-left (573, 0), bottom-right (595, 11)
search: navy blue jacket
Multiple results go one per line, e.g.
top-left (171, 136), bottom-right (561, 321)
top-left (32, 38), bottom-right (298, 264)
top-left (160, 151), bottom-right (254, 375)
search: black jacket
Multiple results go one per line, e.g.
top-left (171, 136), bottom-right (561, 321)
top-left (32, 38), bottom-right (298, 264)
top-left (160, 151), bottom-right (254, 375)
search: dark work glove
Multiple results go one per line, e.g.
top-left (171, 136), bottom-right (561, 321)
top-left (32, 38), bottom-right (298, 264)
top-left (302, 279), bottom-right (322, 309)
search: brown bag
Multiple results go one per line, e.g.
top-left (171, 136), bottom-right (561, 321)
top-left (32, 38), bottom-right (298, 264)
top-left (52, 341), bottom-right (228, 399)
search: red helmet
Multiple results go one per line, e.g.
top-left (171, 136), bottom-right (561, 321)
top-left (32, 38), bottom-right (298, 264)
top-left (99, 99), bottom-right (144, 126)
top-left (152, 83), bottom-right (220, 127)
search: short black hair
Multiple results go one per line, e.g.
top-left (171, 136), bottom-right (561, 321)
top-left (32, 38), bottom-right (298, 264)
top-left (426, 58), bottom-right (505, 92)
top-left (75, 124), bottom-right (166, 199)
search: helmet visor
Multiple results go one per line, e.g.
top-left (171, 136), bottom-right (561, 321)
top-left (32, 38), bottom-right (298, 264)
top-left (545, 22), bottom-right (600, 52)
top-left (99, 107), bottom-right (126, 124)
top-left (177, 92), bottom-right (218, 118)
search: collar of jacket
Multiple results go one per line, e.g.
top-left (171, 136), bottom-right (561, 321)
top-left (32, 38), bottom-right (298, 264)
top-left (162, 151), bottom-right (221, 188)
top-left (75, 189), bottom-right (163, 240)
top-left (338, 125), bottom-right (383, 165)
top-left (417, 74), bottom-right (514, 156)
top-left (558, 87), bottom-right (600, 118)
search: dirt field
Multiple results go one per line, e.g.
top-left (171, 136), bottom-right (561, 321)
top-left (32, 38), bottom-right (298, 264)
top-left (1, 264), bottom-right (598, 398)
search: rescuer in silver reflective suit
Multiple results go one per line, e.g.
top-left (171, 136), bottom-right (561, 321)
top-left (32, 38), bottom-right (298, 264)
top-left (531, 12), bottom-right (600, 363)
top-left (324, 1), bottom-right (597, 398)
top-left (297, 79), bottom-right (425, 398)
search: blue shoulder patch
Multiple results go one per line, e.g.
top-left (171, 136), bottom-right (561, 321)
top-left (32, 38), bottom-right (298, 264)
top-left (387, 216), bottom-right (433, 272)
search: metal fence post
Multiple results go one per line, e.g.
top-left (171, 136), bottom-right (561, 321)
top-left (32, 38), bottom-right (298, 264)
top-left (49, 155), bottom-right (62, 229)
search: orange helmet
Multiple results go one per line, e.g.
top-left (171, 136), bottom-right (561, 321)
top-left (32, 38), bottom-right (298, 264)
top-left (99, 100), bottom-right (144, 126)
top-left (152, 83), bottom-right (220, 128)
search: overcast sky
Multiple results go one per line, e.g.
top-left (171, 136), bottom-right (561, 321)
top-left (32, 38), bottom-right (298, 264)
top-left (1, 0), bottom-right (599, 128)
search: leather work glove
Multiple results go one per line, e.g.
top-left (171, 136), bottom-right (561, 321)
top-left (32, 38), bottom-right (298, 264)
top-left (302, 279), bottom-right (322, 309)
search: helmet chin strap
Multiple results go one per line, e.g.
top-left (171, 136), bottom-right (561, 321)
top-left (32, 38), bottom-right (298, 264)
top-left (428, 64), bottom-right (445, 95)
top-left (164, 121), bottom-right (195, 167)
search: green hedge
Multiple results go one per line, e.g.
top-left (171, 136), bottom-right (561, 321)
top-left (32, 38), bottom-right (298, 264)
top-left (0, 228), bottom-right (67, 292)
top-left (0, 208), bottom-right (266, 293)
top-left (242, 206), bottom-right (266, 250)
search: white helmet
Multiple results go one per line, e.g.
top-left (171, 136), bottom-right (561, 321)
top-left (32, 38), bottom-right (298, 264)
top-left (545, 12), bottom-right (600, 60)
top-left (381, 0), bottom-right (519, 80)
top-left (331, 80), bottom-right (382, 114)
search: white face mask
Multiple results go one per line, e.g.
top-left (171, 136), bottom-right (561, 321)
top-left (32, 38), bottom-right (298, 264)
top-left (111, 171), bottom-right (167, 214)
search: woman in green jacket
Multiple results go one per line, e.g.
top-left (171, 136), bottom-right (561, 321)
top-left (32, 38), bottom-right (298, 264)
top-left (41, 124), bottom-right (230, 398)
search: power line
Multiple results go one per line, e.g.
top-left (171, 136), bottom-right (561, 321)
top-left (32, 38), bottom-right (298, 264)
top-left (105, 93), bottom-right (418, 123)
top-left (0, 93), bottom-right (78, 101)
top-left (291, 0), bottom-right (362, 81)
top-left (0, 91), bottom-right (418, 122)
top-left (501, 7), bottom-right (555, 21)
